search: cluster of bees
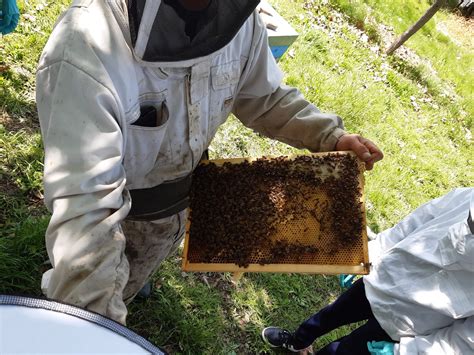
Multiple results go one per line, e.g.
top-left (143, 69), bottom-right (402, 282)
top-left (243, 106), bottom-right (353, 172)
top-left (188, 153), bottom-right (363, 267)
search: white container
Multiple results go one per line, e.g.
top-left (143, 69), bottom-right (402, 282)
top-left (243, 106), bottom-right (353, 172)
top-left (0, 295), bottom-right (164, 354)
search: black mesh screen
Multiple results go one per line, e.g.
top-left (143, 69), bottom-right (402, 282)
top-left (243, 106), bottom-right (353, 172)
top-left (127, 0), bottom-right (260, 62)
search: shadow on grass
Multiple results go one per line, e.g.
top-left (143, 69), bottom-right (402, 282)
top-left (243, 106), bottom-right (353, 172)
top-left (386, 56), bottom-right (445, 99)
top-left (1, 123), bottom-right (48, 296)
top-left (1, 67), bottom-right (40, 133)
top-left (0, 215), bottom-right (49, 295)
top-left (127, 257), bottom-right (232, 354)
top-left (0, 131), bottom-right (45, 227)
top-left (127, 256), bottom-right (362, 354)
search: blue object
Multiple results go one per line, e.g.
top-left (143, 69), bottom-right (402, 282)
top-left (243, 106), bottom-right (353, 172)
top-left (339, 274), bottom-right (356, 288)
top-left (367, 341), bottom-right (395, 355)
top-left (136, 281), bottom-right (152, 299)
top-left (270, 45), bottom-right (290, 60)
top-left (0, 0), bottom-right (20, 35)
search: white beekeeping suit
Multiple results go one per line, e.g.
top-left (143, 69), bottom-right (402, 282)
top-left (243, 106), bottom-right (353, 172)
top-left (36, 0), bottom-right (347, 324)
top-left (365, 188), bottom-right (474, 355)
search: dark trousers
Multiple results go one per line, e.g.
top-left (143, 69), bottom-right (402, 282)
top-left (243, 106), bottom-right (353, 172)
top-left (293, 279), bottom-right (393, 355)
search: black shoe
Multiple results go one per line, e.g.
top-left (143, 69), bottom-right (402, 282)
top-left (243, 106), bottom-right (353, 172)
top-left (136, 281), bottom-right (152, 299)
top-left (261, 327), bottom-right (306, 352)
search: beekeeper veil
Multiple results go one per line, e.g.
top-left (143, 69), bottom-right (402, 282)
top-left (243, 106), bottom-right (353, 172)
top-left (127, 0), bottom-right (260, 62)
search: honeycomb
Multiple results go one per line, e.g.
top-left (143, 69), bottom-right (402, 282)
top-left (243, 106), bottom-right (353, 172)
top-left (182, 152), bottom-right (369, 275)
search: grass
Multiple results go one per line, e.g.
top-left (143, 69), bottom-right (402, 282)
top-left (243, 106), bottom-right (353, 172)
top-left (127, 260), bottom-right (354, 353)
top-left (0, 0), bottom-right (472, 353)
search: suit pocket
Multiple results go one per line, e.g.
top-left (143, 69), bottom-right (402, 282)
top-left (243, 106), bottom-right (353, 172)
top-left (208, 60), bottom-right (240, 141)
top-left (123, 94), bottom-right (170, 179)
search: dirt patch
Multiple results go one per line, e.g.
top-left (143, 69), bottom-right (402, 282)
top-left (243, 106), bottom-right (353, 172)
top-left (375, 23), bottom-right (425, 66)
top-left (0, 109), bottom-right (40, 134)
top-left (436, 14), bottom-right (474, 50)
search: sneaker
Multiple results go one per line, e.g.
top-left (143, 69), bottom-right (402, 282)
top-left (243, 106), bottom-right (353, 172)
top-left (136, 281), bottom-right (152, 299)
top-left (261, 327), bottom-right (306, 352)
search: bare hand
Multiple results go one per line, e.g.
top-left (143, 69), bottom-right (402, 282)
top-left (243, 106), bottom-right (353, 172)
top-left (335, 134), bottom-right (383, 170)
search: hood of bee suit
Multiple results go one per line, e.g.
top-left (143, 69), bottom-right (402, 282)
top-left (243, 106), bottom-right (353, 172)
top-left (127, 0), bottom-right (260, 62)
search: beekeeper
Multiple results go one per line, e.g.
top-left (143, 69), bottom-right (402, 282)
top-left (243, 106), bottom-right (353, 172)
top-left (36, 0), bottom-right (383, 324)
top-left (262, 188), bottom-right (474, 354)
top-left (365, 187), bottom-right (474, 354)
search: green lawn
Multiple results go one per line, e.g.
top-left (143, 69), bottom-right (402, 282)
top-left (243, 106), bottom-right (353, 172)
top-left (1, 0), bottom-right (472, 353)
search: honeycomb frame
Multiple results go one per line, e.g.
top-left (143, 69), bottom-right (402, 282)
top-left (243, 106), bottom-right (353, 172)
top-left (182, 151), bottom-right (370, 275)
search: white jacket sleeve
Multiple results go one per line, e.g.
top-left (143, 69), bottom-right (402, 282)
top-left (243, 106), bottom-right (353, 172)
top-left (36, 60), bottom-right (130, 323)
top-left (369, 188), bottom-right (471, 262)
top-left (397, 317), bottom-right (474, 355)
top-left (233, 13), bottom-right (346, 152)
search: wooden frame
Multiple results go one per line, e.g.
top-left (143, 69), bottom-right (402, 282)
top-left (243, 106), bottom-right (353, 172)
top-left (182, 152), bottom-right (370, 275)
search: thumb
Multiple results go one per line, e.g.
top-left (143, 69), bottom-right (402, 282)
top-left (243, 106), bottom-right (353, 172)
top-left (352, 137), bottom-right (372, 161)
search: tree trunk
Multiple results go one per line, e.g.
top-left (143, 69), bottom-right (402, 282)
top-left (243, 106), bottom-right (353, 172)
top-left (386, 0), bottom-right (447, 55)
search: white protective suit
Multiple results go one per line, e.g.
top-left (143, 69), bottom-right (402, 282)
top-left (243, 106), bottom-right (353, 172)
top-left (365, 188), bottom-right (474, 355)
top-left (36, 0), bottom-right (346, 323)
